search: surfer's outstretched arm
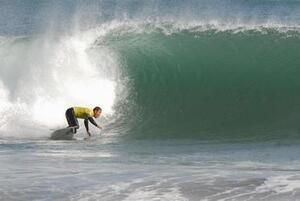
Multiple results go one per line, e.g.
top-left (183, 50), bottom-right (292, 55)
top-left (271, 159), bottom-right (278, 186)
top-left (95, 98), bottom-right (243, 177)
top-left (88, 117), bottom-right (98, 127)
top-left (84, 117), bottom-right (101, 136)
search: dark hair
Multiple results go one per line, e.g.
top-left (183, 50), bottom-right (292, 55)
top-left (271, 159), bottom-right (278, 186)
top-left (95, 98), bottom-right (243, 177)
top-left (93, 106), bottom-right (102, 112)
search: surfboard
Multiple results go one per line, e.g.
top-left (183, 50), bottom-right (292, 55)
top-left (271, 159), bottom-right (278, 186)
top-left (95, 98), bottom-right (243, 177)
top-left (50, 127), bottom-right (74, 140)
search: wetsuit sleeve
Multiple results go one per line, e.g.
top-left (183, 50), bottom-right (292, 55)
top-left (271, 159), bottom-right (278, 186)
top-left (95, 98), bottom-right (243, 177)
top-left (88, 117), bottom-right (98, 127)
top-left (84, 118), bottom-right (89, 132)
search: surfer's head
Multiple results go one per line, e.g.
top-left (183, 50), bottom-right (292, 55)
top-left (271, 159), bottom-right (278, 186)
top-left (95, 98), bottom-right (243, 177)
top-left (93, 106), bottom-right (102, 118)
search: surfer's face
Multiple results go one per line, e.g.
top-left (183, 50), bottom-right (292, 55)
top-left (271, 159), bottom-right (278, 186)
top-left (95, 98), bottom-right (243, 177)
top-left (94, 110), bottom-right (102, 118)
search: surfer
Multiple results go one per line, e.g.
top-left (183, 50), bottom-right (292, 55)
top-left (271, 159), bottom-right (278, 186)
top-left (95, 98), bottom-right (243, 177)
top-left (65, 106), bottom-right (103, 136)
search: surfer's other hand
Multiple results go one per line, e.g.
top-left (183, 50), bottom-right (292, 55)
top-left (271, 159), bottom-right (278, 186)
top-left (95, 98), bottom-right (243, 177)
top-left (87, 131), bottom-right (91, 137)
top-left (97, 125), bottom-right (103, 129)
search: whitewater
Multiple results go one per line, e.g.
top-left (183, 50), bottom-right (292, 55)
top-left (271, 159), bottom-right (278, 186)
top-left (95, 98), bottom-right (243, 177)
top-left (1, 0), bottom-right (300, 200)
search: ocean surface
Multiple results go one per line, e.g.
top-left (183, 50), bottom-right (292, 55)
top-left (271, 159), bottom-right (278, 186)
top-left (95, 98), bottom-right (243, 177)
top-left (1, 0), bottom-right (300, 200)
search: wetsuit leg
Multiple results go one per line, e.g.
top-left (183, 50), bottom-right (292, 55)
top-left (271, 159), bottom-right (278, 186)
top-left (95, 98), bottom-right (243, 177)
top-left (65, 108), bottom-right (79, 133)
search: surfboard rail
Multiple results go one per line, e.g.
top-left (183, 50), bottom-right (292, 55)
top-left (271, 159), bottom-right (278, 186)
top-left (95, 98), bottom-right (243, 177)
top-left (50, 128), bottom-right (74, 140)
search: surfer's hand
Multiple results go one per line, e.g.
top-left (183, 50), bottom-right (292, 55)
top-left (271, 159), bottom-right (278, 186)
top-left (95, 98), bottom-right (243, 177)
top-left (87, 131), bottom-right (91, 137)
top-left (97, 125), bottom-right (103, 129)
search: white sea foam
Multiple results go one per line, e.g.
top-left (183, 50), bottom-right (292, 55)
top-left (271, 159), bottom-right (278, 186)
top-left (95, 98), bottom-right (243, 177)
top-left (0, 31), bottom-right (120, 139)
top-left (256, 175), bottom-right (300, 194)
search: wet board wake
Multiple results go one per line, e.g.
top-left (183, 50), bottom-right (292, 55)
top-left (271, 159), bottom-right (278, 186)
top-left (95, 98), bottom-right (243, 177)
top-left (50, 128), bottom-right (74, 140)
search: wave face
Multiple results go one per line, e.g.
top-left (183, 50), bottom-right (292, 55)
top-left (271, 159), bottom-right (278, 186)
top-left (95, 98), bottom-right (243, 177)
top-left (1, 1), bottom-right (300, 140)
top-left (103, 27), bottom-right (300, 140)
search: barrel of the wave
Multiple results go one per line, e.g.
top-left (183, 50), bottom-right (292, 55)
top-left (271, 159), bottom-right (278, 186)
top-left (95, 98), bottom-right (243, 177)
top-left (106, 29), bottom-right (300, 140)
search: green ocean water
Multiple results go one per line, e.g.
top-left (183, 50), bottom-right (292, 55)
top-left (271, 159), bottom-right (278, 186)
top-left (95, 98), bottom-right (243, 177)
top-left (102, 28), bottom-right (300, 140)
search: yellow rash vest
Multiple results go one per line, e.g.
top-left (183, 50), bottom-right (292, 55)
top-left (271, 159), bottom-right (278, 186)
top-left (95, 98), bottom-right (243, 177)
top-left (73, 107), bottom-right (94, 119)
